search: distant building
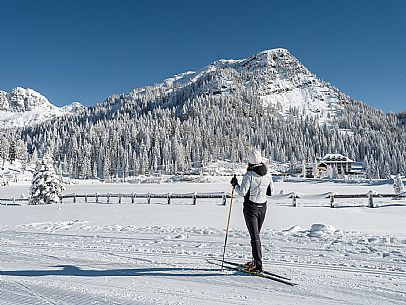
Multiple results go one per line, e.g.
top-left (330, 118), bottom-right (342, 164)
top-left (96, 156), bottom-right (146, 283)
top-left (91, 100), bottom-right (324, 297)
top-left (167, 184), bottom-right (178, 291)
top-left (350, 162), bottom-right (365, 176)
top-left (313, 154), bottom-right (355, 178)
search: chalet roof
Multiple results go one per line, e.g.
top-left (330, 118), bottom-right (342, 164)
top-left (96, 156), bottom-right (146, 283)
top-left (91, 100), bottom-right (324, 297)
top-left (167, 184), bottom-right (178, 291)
top-left (321, 154), bottom-right (355, 163)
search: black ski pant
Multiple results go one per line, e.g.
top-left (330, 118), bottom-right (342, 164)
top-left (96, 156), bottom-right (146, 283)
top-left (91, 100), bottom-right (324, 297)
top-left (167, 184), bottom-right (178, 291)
top-left (243, 202), bottom-right (267, 267)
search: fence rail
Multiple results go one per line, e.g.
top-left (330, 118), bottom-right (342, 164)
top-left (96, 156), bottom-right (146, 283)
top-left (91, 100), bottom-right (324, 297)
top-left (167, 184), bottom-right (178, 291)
top-left (62, 192), bottom-right (229, 205)
top-left (1, 192), bottom-right (405, 208)
top-left (0, 198), bottom-right (29, 205)
top-left (282, 192), bottom-right (406, 208)
top-left (0, 192), bottom-right (229, 206)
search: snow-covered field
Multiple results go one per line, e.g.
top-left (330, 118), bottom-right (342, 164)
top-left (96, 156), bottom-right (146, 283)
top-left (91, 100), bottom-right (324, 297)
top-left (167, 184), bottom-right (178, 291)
top-left (1, 180), bottom-right (406, 305)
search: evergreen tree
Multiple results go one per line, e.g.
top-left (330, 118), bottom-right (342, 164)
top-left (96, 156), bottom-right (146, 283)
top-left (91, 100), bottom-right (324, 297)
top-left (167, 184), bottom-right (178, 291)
top-left (312, 160), bottom-right (319, 178)
top-left (0, 136), bottom-right (9, 169)
top-left (29, 156), bottom-right (65, 205)
top-left (301, 160), bottom-right (306, 177)
top-left (393, 174), bottom-right (404, 194)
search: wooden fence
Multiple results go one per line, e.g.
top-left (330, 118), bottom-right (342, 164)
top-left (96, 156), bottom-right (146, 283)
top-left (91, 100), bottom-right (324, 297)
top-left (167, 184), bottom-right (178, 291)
top-left (62, 192), bottom-right (229, 205)
top-left (1, 192), bottom-right (405, 208)
top-left (0, 192), bottom-right (229, 206)
top-left (0, 198), bottom-right (29, 205)
top-left (286, 192), bottom-right (406, 208)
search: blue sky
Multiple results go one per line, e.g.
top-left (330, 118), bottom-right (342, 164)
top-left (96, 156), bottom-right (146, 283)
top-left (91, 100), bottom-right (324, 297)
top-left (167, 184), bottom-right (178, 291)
top-left (0, 0), bottom-right (405, 112)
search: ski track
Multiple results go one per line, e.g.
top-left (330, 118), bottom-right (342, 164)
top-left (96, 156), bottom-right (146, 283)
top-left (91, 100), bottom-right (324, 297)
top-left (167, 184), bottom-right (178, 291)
top-left (1, 225), bottom-right (406, 305)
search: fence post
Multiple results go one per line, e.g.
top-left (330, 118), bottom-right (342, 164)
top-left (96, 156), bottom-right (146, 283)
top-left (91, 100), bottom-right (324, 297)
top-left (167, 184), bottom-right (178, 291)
top-left (222, 193), bottom-right (226, 206)
top-left (107, 193), bottom-right (110, 204)
top-left (131, 193), bottom-right (135, 204)
top-left (330, 193), bottom-right (335, 208)
top-left (167, 193), bottom-right (171, 205)
top-left (193, 192), bottom-right (197, 205)
top-left (368, 191), bottom-right (374, 208)
top-left (96, 193), bottom-right (99, 203)
top-left (291, 193), bottom-right (298, 207)
top-left (119, 193), bottom-right (122, 204)
top-left (147, 193), bottom-right (151, 204)
top-left (73, 193), bottom-right (76, 203)
top-left (85, 194), bottom-right (88, 203)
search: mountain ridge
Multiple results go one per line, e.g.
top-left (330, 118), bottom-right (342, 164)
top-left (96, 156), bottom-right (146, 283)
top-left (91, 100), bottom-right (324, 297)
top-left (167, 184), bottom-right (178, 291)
top-left (0, 87), bottom-right (84, 129)
top-left (15, 48), bottom-right (406, 179)
top-left (93, 48), bottom-right (355, 127)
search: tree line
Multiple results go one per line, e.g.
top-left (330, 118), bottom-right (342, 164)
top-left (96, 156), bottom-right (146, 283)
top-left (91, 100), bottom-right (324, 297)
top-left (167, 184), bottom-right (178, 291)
top-left (3, 52), bottom-right (405, 179)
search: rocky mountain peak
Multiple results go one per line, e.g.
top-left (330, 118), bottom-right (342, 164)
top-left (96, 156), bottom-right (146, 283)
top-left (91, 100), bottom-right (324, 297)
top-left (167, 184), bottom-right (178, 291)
top-left (0, 87), bottom-right (56, 112)
top-left (0, 87), bottom-right (84, 128)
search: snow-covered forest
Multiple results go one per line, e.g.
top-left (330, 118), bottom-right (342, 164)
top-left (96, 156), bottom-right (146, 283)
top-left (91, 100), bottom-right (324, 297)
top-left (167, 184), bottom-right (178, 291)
top-left (1, 49), bottom-right (405, 179)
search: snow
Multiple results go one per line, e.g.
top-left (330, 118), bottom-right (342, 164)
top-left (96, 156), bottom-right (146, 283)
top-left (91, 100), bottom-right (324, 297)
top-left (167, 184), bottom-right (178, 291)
top-left (0, 160), bottom-right (33, 187)
top-left (1, 179), bottom-right (406, 304)
top-left (29, 156), bottom-right (64, 205)
top-left (0, 87), bottom-right (83, 128)
top-left (142, 48), bottom-right (346, 124)
top-left (0, 47), bottom-right (375, 130)
top-left (61, 101), bottom-right (85, 114)
top-left (321, 153), bottom-right (355, 162)
top-left (163, 71), bottom-right (196, 87)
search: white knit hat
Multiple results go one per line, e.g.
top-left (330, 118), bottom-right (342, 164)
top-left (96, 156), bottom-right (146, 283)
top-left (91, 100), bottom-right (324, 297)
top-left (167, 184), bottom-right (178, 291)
top-left (248, 149), bottom-right (262, 165)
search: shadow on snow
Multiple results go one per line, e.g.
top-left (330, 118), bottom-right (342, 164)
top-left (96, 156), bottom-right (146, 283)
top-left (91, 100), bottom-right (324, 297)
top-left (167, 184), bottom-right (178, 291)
top-left (1, 265), bottom-right (225, 277)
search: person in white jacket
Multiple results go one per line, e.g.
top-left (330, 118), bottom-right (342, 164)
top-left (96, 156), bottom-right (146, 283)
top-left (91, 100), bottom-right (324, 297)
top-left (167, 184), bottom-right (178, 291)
top-left (230, 149), bottom-right (274, 272)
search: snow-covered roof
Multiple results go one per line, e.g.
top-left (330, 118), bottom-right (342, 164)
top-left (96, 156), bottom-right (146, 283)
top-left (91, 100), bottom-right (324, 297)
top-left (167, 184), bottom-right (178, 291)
top-left (321, 154), bottom-right (355, 163)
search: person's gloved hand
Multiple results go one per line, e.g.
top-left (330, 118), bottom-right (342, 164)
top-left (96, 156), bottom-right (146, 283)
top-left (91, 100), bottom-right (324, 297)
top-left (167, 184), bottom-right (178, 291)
top-left (230, 175), bottom-right (238, 187)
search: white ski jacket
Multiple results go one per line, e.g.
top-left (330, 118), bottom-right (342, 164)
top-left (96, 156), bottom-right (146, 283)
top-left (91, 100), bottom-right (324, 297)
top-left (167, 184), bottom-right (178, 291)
top-left (235, 164), bottom-right (274, 204)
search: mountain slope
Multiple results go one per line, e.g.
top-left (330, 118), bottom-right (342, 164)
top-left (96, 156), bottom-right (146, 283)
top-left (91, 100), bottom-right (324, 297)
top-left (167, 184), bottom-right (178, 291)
top-left (0, 87), bottom-right (84, 129)
top-left (157, 48), bottom-right (344, 122)
top-left (19, 48), bottom-right (406, 178)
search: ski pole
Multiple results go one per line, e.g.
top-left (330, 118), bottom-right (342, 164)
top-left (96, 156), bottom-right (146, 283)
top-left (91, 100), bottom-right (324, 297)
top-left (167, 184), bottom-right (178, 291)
top-left (221, 176), bottom-right (235, 271)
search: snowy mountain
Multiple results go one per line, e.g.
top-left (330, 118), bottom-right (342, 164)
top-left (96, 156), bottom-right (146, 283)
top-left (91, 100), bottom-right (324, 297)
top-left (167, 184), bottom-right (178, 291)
top-left (0, 87), bottom-right (84, 129)
top-left (16, 48), bottom-right (406, 178)
top-left (156, 48), bottom-right (344, 122)
top-left (61, 101), bottom-right (85, 114)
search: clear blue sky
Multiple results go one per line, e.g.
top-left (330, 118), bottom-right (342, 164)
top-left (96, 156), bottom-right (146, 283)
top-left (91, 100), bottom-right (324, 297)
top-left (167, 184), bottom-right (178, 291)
top-left (1, 0), bottom-right (405, 112)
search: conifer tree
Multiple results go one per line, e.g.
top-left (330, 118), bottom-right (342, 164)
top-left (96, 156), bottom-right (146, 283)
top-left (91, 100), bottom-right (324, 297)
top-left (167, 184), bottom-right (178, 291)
top-left (393, 174), bottom-right (404, 194)
top-left (29, 156), bottom-right (65, 205)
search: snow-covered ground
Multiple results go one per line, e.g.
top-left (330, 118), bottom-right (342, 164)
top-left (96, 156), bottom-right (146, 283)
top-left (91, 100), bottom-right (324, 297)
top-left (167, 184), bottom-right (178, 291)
top-left (1, 180), bottom-right (406, 304)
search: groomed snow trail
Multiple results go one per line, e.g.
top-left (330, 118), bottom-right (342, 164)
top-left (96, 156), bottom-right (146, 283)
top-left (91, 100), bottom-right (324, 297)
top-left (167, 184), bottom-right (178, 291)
top-left (1, 180), bottom-right (406, 304)
top-left (1, 220), bottom-right (405, 305)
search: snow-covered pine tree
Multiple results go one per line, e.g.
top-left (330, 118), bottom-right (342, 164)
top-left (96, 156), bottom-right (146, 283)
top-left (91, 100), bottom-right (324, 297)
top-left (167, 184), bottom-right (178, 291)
top-left (8, 140), bottom-right (17, 164)
top-left (332, 165), bottom-right (339, 179)
top-left (29, 155), bottom-right (65, 205)
top-left (382, 163), bottom-right (391, 179)
top-left (17, 140), bottom-right (28, 172)
top-left (393, 174), bottom-right (404, 194)
top-left (0, 135), bottom-right (9, 169)
top-left (312, 159), bottom-right (319, 178)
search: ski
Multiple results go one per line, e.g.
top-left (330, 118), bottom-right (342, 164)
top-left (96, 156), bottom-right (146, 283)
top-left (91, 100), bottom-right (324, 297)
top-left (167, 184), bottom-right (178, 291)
top-left (209, 258), bottom-right (291, 281)
top-left (207, 260), bottom-right (297, 286)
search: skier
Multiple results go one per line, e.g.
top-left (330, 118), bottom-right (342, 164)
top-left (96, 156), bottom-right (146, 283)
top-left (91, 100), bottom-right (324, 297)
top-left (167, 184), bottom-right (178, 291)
top-left (230, 149), bottom-right (274, 272)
